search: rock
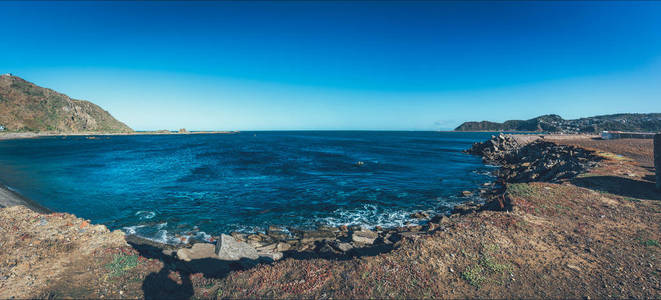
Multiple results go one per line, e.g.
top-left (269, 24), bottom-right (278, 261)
top-left (300, 230), bottom-right (336, 242)
top-left (276, 242), bottom-right (291, 252)
top-left (255, 243), bottom-right (277, 252)
top-left (567, 264), bottom-right (581, 272)
top-left (317, 242), bottom-right (337, 254)
top-left (268, 232), bottom-right (288, 241)
top-left (215, 234), bottom-right (259, 261)
top-left (257, 251), bottom-right (283, 261)
top-left (330, 241), bottom-right (353, 252)
top-left (230, 232), bottom-right (246, 241)
top-left (349, 225), bottom-right (362, 231)
top-left (409, 211), bottom-right (430, 219)
top-left (352, 229), bottom-right (378, 244)
top-left (425, 222), bottom-right (438, 232)
top-left (338, 225), bottom-right (349, 232)
top-left (317, 225), bottom-right (339, 232)
top-left (246, 234), bottom-right (262, 242)
top-left (266, 227), bottom-right (289, 241)
top-left (177, 243), bottom-right (217, 262)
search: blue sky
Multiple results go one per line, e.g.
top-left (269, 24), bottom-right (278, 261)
top-left (1, 1), bottom-right (660, 130)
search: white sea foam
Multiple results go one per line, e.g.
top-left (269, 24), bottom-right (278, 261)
top-left (135, 210), bottom-right (156, 220)
top-left (318, 204), bottom-right (428, 229)
top-left (122, 222), bottom-right (213, 245)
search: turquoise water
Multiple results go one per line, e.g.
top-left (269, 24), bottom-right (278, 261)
top-left (0, 131), bottom-right (495, 244)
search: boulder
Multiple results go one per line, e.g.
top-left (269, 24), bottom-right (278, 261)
top-left (258, 251), bottom-right (283, 261)
top-left (300, 230), bottom-right (336, 243)
top-left (352, 229), bottom-right (378, 244)
top-left (330, 241), bottom-right (353, 252)
top-left (177, 243), bottom-right (217, 262)
top-left (460, 191), bottom-right (473, 197)
top-left (215, 234), bottom-right (259, 261)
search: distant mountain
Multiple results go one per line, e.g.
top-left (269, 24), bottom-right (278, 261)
top-left (0, 74), bottom-right (132, 133)
top-left (455, 113), bottom-right (661, 133)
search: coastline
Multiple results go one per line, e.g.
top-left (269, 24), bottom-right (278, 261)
top-left (0, 130), bottom-right (240, 140)
top-left (1, 134), bottom-right (659, 298)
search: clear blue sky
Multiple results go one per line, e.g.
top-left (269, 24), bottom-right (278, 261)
top-left (1, 1), bottom-right (660, 130)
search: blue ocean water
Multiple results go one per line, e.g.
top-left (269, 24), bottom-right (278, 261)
top-left (0, 131), bottom-right (495, 244)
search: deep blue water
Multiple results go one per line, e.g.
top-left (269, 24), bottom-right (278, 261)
top-left (0, 131), bottom-right (495, 244)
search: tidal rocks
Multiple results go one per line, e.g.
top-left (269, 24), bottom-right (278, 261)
top-left (215, 234), bottom-right (259, 261)
top-left (352, 229), bottom-right (378, 244)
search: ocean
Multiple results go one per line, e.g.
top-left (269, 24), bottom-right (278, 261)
top-left (0, 131), bottom-right (496, 244)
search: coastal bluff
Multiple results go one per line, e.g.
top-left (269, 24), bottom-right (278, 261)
top-left (0, 74), bottom-right (132, 133)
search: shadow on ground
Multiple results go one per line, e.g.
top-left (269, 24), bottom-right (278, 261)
top-left (571, 175), bottom-right (661, 200)
top-left (128, 235), bottom-right (395, 299)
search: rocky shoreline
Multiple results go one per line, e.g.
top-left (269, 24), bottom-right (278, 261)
top-left (147, 134), bottom-right (604, 270)
top-left (1, 134), bottom-right (605, 276)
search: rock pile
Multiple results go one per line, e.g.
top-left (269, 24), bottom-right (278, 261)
top-left (170, 213), bottom-right (459, 265)
top-left (465, 134), bottom-right (521, 164)
top-left (497, 140), bottom-right (600, 182)
top-left (467, 134), bottom-right (600, 183)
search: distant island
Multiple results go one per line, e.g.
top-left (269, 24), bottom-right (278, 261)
top-left (455, 113), bottom-right (661, 133)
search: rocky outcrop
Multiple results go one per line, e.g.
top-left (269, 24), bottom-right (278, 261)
top-left (467, 134), bottom-right (600, 183)
top-left (465, 134), bottom-right (521, 164)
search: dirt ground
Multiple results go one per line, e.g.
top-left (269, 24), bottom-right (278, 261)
top-left (0, 136), bottom-right (659, 299)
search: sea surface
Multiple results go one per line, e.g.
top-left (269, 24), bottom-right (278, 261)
top-left (0, 131), bottom-right (496, 244)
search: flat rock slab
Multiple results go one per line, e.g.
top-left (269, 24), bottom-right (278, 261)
top-left (215, 234), bottom-right (259, 261)
top-left (177, 243), bottom-right (216, 262)
top-left (352, 229), bottom-right (378, 244)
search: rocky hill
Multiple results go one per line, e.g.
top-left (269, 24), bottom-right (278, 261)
top-left (455, 113), bottom-right (661, 133)
top-left (0, 74), bottom-right (132, 133)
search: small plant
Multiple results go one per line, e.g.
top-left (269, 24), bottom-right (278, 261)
top-left (643, 239), bottom-right (659, 247)
top-left (462, 244), bottom-right (512, 288)
top-left (462, 264), bottom-right (485, 287)
top-left (507, 183), bottom-right (535, 198)
top-left (105, 253), bottom-right (139, 277)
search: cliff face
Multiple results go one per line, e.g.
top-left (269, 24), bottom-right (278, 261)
top-left (0, 74), bottom-right (132, 133)
top-left (455, 113), bottom-right (661, 133)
